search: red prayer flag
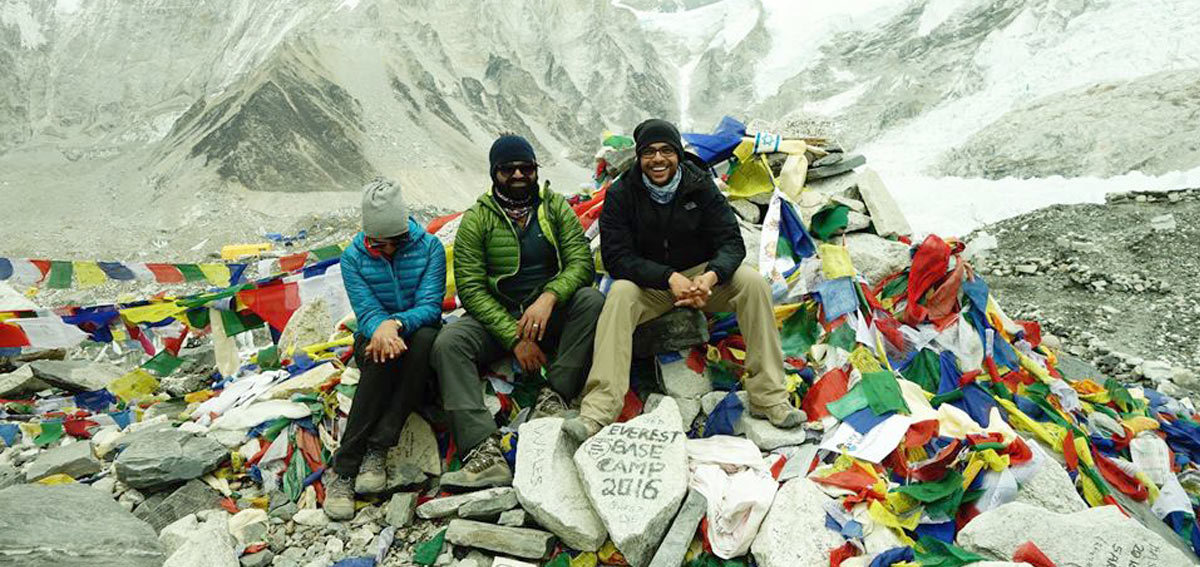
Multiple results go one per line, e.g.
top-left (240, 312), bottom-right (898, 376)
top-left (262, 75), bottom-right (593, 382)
top-left (905, 419), bottom-right (939, 448)
top-left (0, 322), bottom-right (31, 348)
top-left (29, 259), bottom-right (51, 280)
top-left (802, 368), bottom-right (849, 421)
top-left (279, 252), bottom-right (309, 273)
top-left (1013, 541), bottom-right (1057, 567)
top-left (903, 234), bottom-right (951, 326)
top-left (237, 282), bottom-right (302, 331)
top-left (425, 211), bottom-right (464, 234)
top-left (1062, 430), bottom-right (1079, 472)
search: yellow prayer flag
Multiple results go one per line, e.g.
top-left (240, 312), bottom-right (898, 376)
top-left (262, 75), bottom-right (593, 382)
top-left (819, 243), bottom-right (855, 279)
top-left (1124, 416), bottom-right (1159, 434)
top-left (73, 261), bottom-right (108, 288)
top-left (199, 263), bottom-right (232, 286)
top-left (121, 301), bottom-right (185, 324)
top-left (37, 474), bottom-right (76, 485)
top-left (107, 369), bottom-right (160, 403)
top-left (849, 346), bottom-right (883, 373)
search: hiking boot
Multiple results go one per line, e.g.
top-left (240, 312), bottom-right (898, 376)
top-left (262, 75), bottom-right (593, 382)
top-left (562, 415), bottom-right (603, 443)
top-left (323, 471), bottom-right (355, 521)
top-left (749, 402), bottom-right (807, 429)
top-left (354, 448), bottom-right (387, 493)
top-left (440, 437), bottom-right (512, 490)
top-left (529, 387), bottom-right (568, 420)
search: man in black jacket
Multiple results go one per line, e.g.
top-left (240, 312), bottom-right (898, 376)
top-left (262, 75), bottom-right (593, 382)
top-left (563, 119), bottom-right (806, 441)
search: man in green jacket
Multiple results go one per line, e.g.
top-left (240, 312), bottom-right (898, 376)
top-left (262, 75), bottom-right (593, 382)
top-left (431, 134), bottom-right (603, 488)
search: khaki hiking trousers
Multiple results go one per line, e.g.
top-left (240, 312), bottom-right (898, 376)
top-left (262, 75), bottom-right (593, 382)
top-left (579, 263), bottom-right (789, 425)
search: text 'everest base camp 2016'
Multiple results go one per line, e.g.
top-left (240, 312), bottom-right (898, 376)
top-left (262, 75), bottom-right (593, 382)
top-left (3, 1), bottom-right (1200, 567)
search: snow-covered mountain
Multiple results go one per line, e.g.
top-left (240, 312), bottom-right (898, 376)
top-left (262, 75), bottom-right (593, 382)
top-left (1, 0), bottom-right (1199, 255)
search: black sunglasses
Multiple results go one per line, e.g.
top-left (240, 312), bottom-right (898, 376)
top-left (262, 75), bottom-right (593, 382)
top-left (497, 163), bottom-right (538, 177)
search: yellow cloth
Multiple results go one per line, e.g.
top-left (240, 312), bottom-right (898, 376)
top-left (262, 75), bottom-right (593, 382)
top-left (725, 142), bottom-right (775, 198)
top-left (199, 264), bottom-right (232, 286)
top-left (570, 552), bottom-right (598, 567)
top-left (819, 243), bottom-right (855, 279)
top-left (1124, 416), bottom-right (1160, 434)
top-left (897, 379), bottom-right (938, 421)
top-left (121, 302), bottom-right (185, 324)
top-left (73, 261), bottom-right (108, 288)
top-left (221, 243), bottom-right (272, 260)
top-left (869, 499), bottom-right (921, 531)
top-left (1080, 471), bottom-right (1105, 507)
top-left (37, 474), bottom-right (76, 485)
top-left (849, 346), bottom-right (883, 374)
top-left (995, 398), bottom-right (1058, 447)
top-left (936, 404), bottom-right (984, 439)
top-left (107, 369), bottom-right (160, 403)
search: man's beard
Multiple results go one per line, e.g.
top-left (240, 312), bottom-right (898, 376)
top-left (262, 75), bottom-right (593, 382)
top-left (494, 176), bottom-right (537, 203)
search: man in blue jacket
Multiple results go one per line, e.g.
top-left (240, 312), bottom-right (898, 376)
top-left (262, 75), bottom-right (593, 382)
top-left (324, 178), bottom-right (446, 520)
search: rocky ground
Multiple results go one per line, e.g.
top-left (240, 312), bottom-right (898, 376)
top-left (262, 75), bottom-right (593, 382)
top-left (969, 186), bottom-right (1200, 395)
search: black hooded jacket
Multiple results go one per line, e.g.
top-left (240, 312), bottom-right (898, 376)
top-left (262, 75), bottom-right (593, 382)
top-left (599, 158), bottom-right (746, 290)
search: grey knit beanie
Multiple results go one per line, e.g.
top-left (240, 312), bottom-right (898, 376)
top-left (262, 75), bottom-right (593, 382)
top-left (361, 177), bottom-right (409, 238)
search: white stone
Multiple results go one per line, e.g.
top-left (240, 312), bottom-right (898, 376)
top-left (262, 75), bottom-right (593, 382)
top-left (735, 415), bottom-right (810, 450)
top-left (293, 509), bottom-right (331, 527)
top-left (843, 233), bottom-right (911, 286)
top-left (645, 394), bottom-right (701, 432)
top-left (1140, 360), bottom-right (1173, 382)
top-left (574, 397), bottom-right (688, 567)
top-left (162, 512), bottom-right (239, 567)
top-left (513, 417), bottom-right (606, 551)
top-left (957, 502), bottom-right (1194, 567)
top-left (228, 508), bottom-right (269, 546)
top-left (0, 365), bottom-right (49, 397)
top-left (751, 478), bottom-right (844, 567)
top-left (267, 363), bottom-right (340, 400)
top-left (416, 487), bottom-right (515, 520)
top-left (1014, 453), bottom-right (1087, 514)
top-left (658, 353), bottom-right (712, 400)
top-left (855, 168), bottom-right (911, 237)
top-left (385, 492), bottom-right (418, 528)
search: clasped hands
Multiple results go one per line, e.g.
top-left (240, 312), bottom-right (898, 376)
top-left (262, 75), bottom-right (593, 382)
top-left (669, 270), bottom-right (718, 309)
top-left (365, 319), bottom-right (407, 363)
top-left (513, 292), bottom-right (556, 373)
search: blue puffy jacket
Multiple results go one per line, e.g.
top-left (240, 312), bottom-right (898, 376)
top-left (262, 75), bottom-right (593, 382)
top-left (341, 218), bottom-right (446, 339)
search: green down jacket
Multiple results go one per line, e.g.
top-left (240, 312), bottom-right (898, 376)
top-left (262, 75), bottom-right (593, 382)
top-left (453, 183), bottom-right (596, 349)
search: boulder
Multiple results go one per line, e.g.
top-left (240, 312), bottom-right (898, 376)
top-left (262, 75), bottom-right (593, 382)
top-left (633, 308), bottom-right (709, 359)
top-left (133, 479), bottom-right (224, 532)
top-left (751, 478), bottom-right (843, 567)
top-left (648, 489), bottom-right (707, 567)
top-left (855, 168), bottom-right (911, 237)
top-left (444, 519), bottom-right (556, 560)
top-left (730, 199), bottom-right (762, 224)
top-left (0, 364), bottom-right (49, 397)
top-left (645, 394), bottom-right (701, 432)
top-left (161, 511), bottom-right (238, 567)
top-left (843, 233), bottom-right (911, 285)
top-left (115, 428), bottom-right (227, 490)
top-left (657, 352), bottom-right (712, 400)
top-left (0, 483), bottom-right (165, 567)
top-left (228, 508), bottom-right (269, 546)
top-left (277, 298), bottom-right (334, 354)
top-left (513, 417), bottom-right (606, 551)
top-left (24, 440), bottom-right (102, 481)
top-left (266, 362), bottom-right (340, 400)
top-left (957, 502), bottom-right (1195, 567)
top-left (417, 487), bottom-right (515, 520)
top-left (575, 397), bottom-right (689, 567)
top-left (29, 359), bottom-right (125, 393)
top-left (293, 508), bottom-right (330, 527)
top-left (1013, 451), bottom-right (1087, 514)
top-left (0, 463), bottom-right (23, 489)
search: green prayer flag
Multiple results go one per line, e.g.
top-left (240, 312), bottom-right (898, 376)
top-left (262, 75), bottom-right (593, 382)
top-left (257, 345), bottom-right (280, 370)
top-left (861, 371), bottom-right (909, 415)
top-left (413, 528), bottom-right (447, 565)
top-left (896, 470), bottom-right (964, 503)
top-left (827, 384), bottom-right (869, 420)
top-left (47, 261), bottom-right (73, 289)
top-left (1106, 378), bottom-right (1135, 412)
top-left (544, 553), bottom-right (571, 567)
top-left (929, 389), bottom-right (964, 406)
top-left (34, 420), bottom-right (65, 446)
top-left (283, 442), bottom-right (310, 502)
top-left (707, 362), bottom-right (741, 391)
top-left (219, 309), bottom-right (262, 337)
top-left (176, 264), bottom-right (207, 283)
top-left (142, 351), bottom-right (184, 377)
top-left (185, 308), bottom-right (210, 329)
top-left (915, 536), bottom-right (987, 567)
top-left (311, 245), bottom-right (344, 261)
top-left (825, 323), bottom-right (857, 352)
top-left (881, 272), bottom-right (909, 300)
top-left (810, 204), bottom-right (850, 241)
top-left (781, 302), bottom-right (821, 357)
top-left (902, 349), bottom-right (940, 394)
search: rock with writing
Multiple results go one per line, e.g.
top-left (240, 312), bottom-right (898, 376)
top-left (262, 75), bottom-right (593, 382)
top-left (513, 417), bottom-right (606, 551)
top-left (386, 414), bottom-right (441, 484)
top-left (751, 478), bottom-right (844, 567)
top-left (574, 397), bottom-right (688, 567)
top-left (957, 502), bottom-right (1194, 567)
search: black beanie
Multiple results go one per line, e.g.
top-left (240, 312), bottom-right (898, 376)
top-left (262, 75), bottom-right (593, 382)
top-left (489, 135), bottom-right (537, 172)
top-left (633, 119), bottom-right (684, 158)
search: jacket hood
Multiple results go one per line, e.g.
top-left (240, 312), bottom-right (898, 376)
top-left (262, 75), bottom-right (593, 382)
top-left (350, 218), bottom-right (428, 255)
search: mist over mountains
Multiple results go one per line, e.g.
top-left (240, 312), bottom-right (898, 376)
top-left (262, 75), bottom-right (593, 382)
top-left (1, 0), bottom-right (1198, 256)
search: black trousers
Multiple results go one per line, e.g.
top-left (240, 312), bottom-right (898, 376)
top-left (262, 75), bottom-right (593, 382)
top-left (331, 325), bottom-right (438, 476)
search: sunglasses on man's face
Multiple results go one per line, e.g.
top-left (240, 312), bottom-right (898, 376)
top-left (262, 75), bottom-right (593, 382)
top-left (366, 235), bottom-right (408, 250)
top-left (496, 163), bottom-right (538, 177)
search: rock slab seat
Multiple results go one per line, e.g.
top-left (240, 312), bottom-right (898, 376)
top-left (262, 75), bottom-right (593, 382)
top-left (444, 519), bottom-right (556, 560)
top-left (575, 397), bottom-right (689, 567)
top-left (115, 428), bottom-right (228, 490)
top-left (0, 483), bottom-right (165, 567)
top-left (24, 440), bottom-right (101, 481)
top-left (751, 478), bottom-right (844, 567)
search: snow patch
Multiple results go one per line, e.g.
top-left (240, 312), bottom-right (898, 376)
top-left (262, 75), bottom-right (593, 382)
top-left (54, 0), bottom-right (81, 16)
top-left (917, 0), bottom-right (970, 36)
top-left (804, 80), bottom-right (873, 116)
top-left (336, 0), bottom-right (361, 10)
top-left (1, 0), bottom-right (47, 49)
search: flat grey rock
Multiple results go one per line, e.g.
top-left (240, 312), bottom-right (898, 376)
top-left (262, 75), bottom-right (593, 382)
top-left (575, 397), bottom-right (688, 567)
top-left (29, 359), bottom-right (125, 393)
top-left (386, 413), bottom-right (441, 482)
top-left (24, 440), bottom-right (101, 481)
top-left (160, 512), bottom-right (238, 567)
top-left (633, 308), bottom-right (709, 359)
top-left (751, 478), bottom-right (843, 567)
top-left (115, 428), bottom-right (227, 490)
top-left (385, 492), bottom-right (418, 528)
top-left (0, 364), bottom-right (50, 397)
top-left (513, 417), bottom-right (606, 552)
top-left (458, 488), bottom-right (518, 519)
top-left (498, 508), bottom-right (528, 527)
top-left (0, 483), bottom-right (165, 567)
top-left (1013, 449), bottom-right (1087, 514)
top-left (735, 414), bottom-right (810, 450)
top-left (445, 519), bottom-right (555, 560)
top-left (658, 353), bottom-right (712, 400)
top-left (854, 168), bottom-right (911, 237)
top-left (807, 154), bottom-right (865, 181)
top-left (648, 488), bottom-right (707, 567)
top-left (133, 479), bottom-right (224, 532)
top-left (844, 233), bottom-right (912, 286)
top-left (957, 502), bottom-right (1196, 567)
top-left (416, 487), bottom-right (515, 520)
top-left (645, 394), bottom-right (701, 432)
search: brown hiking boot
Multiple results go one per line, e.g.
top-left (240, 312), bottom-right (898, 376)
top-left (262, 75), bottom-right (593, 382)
top-left (749, 402), bottom-right (807, 429)
top-left (354, 447), bottom-right (387, 493)
top-left (562, 415), bottom-right (603, 443)
top-left (323, 470), bottom-right (355, 521)
top-left (529, 387), bottom-right (568, 420)
top-left (440, 437), bottom-right (513, 490)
